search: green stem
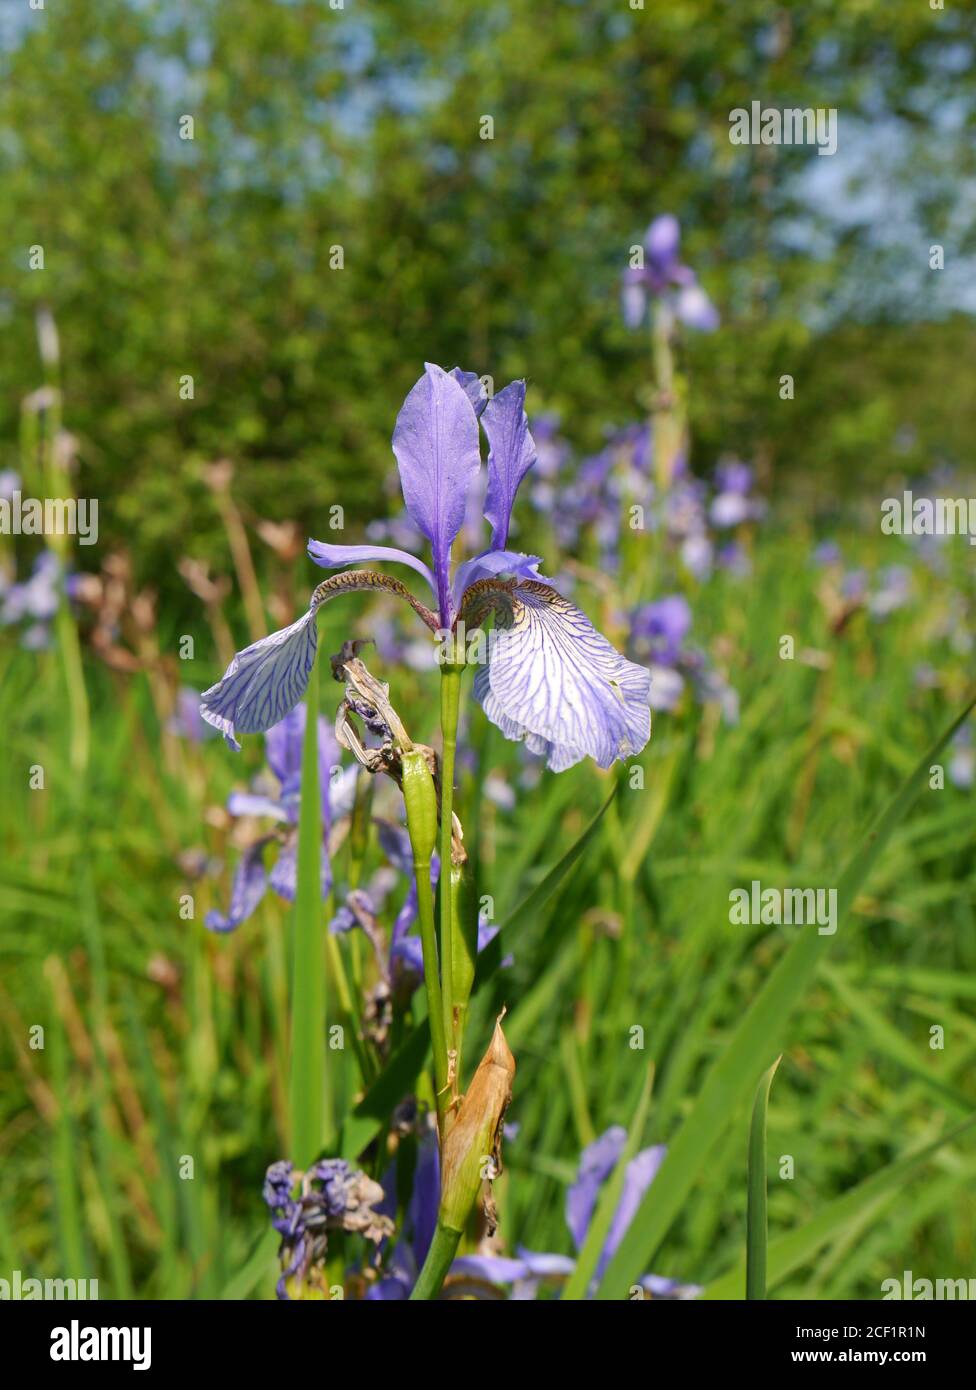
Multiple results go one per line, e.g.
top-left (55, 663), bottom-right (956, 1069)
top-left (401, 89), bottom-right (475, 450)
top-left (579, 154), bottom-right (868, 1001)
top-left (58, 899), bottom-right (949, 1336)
top-left (409, 1221), bottom-right (462, 1301)
top-left (414, 854), bottom-right (450, 1135)
top-left (438, 661), bottom-right (463, 1053)
top-left (289, 653), bottom-right (327, 1165)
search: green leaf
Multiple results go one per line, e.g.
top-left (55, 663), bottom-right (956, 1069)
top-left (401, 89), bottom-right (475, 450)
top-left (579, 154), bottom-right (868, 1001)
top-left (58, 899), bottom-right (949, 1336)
top-left (596, 694), bottom-right (976, 1299)
top-left (746, 1056), bottom-right (781, 1300)
top-left (474, 782), bottom-right (617, 985)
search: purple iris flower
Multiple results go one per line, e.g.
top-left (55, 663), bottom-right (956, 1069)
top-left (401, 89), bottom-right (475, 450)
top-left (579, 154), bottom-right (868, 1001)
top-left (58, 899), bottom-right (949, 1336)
top-left (629, 595), bottom-right (738, 723)
top-left (709, 459), bottom-right (765, 529)
top-left (622, 215), bottom-right (719, 332)
top-left (451, 1126), bottom-right (701, 1300)
top-left (1, 550), bottom-right (62, 626)
top-left (201, 363), bottom-right (651, 773)
top-left (631, 595), bottom-right (691, 667)
top-left (204, 704), bottom-right (343, 932)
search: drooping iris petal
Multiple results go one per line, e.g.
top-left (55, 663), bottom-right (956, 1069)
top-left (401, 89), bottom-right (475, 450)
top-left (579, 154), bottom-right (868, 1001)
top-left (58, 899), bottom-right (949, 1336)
top-left (307, 539), bottom-right (436, 600)
top-left (204, 840), bottom-right (269, 933)
top-left (566, 1126), bottom-right (626, 1250)
top-left (391, 362), bottom-right (483, 626)
top-left (474, 582), bottom-right (651, 772)
top-left (450, 1254), bottom-right (531, 1283)
top-left (675, 281), bottom-right (719, 332)
top-left (200, 608), bottom-right (318, 750)
top-left (598, 1144), bottom-right (666, 1279)
top-left (449, 366), bottom-right (489, 418)
top-left (226, 791), bottom-right (291, 822)
top-left (482, 380), bottom-right (537, 550)
top-left (621, 276), bottom-right (647, 328)
top-left (452, 548), bottom-right (547, 614)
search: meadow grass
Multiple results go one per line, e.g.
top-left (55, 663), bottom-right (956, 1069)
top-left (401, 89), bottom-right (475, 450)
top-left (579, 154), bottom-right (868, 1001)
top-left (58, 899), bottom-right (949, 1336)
top-left (0, 523), bottom-right (973, 1299)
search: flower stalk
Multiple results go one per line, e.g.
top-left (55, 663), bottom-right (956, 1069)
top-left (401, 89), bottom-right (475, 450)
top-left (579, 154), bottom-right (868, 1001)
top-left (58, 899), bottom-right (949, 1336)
top-left (289, 648), bottom-right (327, 1164)
top-left (438, 658), bottom-right (464, 1057)
top-left (401, 748), bottom-right (451, 1136)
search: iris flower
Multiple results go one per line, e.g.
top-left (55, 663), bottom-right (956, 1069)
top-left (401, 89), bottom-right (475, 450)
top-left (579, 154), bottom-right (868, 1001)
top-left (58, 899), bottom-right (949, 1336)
top-left (622, 214), bottom-right (719, 332)
top-left (201, 363), bottom-right (651, 773)
top-left (204, 704), bottom-right (346, 933)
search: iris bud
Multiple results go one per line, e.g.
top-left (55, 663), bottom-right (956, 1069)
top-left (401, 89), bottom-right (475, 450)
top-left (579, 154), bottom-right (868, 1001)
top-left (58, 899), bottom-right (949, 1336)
top-left (401, 750), bottom-right (438, 865)
top-left (439, 1014), bottom-right (515, 1233)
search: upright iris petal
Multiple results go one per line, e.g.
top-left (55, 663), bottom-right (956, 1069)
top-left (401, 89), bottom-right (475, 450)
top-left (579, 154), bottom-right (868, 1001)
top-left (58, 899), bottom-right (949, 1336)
top-left (449, 366), bottom-right (490, 418)
top-left (391, 362), bottom-right (482, 628)
top-left (471, 581), bottom-right (651, 772)
top-left (481, 380), bottom-right (537, 550)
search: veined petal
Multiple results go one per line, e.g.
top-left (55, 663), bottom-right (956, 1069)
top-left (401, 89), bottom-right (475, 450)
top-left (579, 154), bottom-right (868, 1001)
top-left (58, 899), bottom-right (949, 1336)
top-left (201, 572), bottom-right (440, 749)
top-left (200, 609), bottom-right (319, 750)
top-left (482, 380), bottom-right (537, 549)
top-left (204, 841), bottom-right (269, 933)
top-left (392, 362), bottom-right (482, 626)
top-left (307, 539), bottom-right (436, 599)
top-left (474, 582), bottom-right (651, 772)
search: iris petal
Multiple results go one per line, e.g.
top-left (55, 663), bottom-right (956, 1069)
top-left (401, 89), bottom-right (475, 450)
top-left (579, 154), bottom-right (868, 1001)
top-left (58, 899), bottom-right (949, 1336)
top-left (474, 582), bottom-right (651, 771)
top-left (204, 841), bottom-right (269, 933)
top-left (200, 609), bottom-right (319, 751)
top-left (482, 380), bottom-right (537, 549)
top-left (392, 362), bottom-right (483, 626)
top-left (307, 539), bottom-right (436, 599)
top-left (566, 1126), bottom-right (627, 1250)
top-left (449, 366), bottom-right (489, 418)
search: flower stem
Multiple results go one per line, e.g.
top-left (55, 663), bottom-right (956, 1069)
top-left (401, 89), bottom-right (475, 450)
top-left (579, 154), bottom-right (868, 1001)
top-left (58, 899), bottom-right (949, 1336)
top-left (409, 1221), bottom-right (462, 1301)
top-left (413, 853), bottom-right (450, 1136)
top-left (438, 661), bottom-right (463, 1058)
top-left (289, 652), bottom-right (326, 1166)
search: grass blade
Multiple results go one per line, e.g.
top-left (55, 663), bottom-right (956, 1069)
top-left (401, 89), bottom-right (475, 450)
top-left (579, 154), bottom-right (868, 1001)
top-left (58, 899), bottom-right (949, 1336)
top-left (705, 1110), bottom-right (976, 1299)
top-left (746, 1056), bottom-right (781, 1300)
